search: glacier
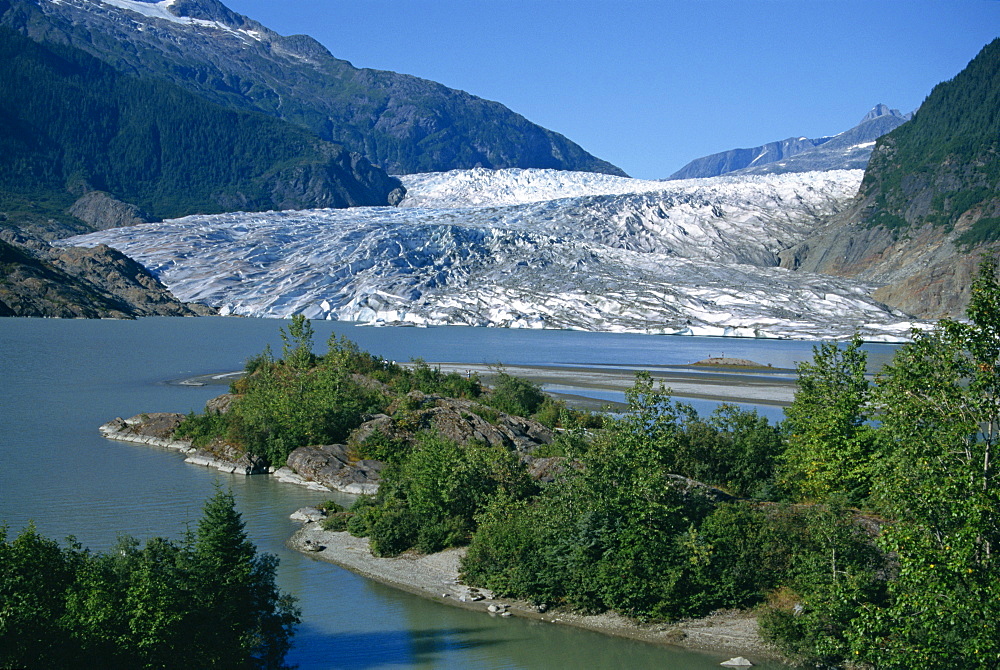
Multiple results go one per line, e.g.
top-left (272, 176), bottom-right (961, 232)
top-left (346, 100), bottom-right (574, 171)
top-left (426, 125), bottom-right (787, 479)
top-left (60, 168), bottom-right (922, 340)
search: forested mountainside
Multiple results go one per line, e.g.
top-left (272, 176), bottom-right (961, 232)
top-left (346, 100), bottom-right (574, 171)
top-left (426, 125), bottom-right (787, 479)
top-left (0, 0), bottom-right (625, 177)
top-left (781, 38), bottom-right (1000, 319)
top-left (0, 26), bottom-right (402, 235)
top-left (669, 105), bottom-right (909, 179)
top-left (0, 23), bottom-right (400, 316)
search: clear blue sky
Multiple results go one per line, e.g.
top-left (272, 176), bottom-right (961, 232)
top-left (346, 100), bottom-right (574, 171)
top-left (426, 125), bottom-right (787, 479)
top-left (224, 0), bottom-right (1000, 179)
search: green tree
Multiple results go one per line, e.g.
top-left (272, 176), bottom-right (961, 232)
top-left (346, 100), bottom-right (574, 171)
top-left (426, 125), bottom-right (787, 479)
top-left (279, 314), bottom-right (315, 370)
top-left (0, 492), bottom-right (300, 670)
top-left (485, 368), bottom-right (546, 417)
top-left (0, 524), bottom-right (77, 668)
top-left (844, 258), bottom-right (1000, 669)
top-left (779, 335), bottom-right (877, 503)
top-left (187, 487), bottom-right (300, 669)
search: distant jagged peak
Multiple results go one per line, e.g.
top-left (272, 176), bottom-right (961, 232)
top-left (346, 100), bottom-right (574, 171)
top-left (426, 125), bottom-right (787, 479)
top-left (860, 104), bottom-right (906, 123)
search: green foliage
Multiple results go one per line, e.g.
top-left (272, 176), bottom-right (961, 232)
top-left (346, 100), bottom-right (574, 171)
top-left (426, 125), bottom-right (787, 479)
top-left (0, 490), bottom-right (299, 669)
top-left (463, 374), bottom-right (789, 621)
top-left (830, 258), bottom-right (1000, 669)
top-left (354, 428), bottom-right (411, 464)
top-left (279, 315), bottom-right (315, 370)
top-left (319, 512), bottom-right (352, 532)
top-left (177, 323), bottom-right (388, 467)
top-left (860, 39), bottom-right (1000, 237)
top-left (174, 409), bottom-right (229, 448)
top-left (759, 258), bottom-right (1000, 667)
top-left (0, 523), bottom-right (77, 667)
top-left (351, 432), bottom-right (536, 556)
top-left (483, 368), bottom-right (547, 418)
top-left (779, 336), bottom-right (876, 503)
top-left (957, 215), bottom-right (1000, 249)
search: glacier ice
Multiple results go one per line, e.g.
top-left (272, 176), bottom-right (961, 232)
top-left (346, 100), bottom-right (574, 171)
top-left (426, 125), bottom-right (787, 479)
top-left (60, 168), bottom-right (923, 340)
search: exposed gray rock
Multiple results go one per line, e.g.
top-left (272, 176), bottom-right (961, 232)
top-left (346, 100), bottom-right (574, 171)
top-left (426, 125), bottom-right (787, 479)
top-left (285, 443), bottom-right (384, 495)
top-left (205, 393), bottom-right (236, 415)
top-left (0, 232), bottom-right (213, 318)
top-left (290, 506), bottom-right (327, 523)
top-left (525, 456), bottom-right (571, 483)
top-left (99, 412), bottom-right (269, 475)
top-left (665, 474), bottom-right (736, 504)
top-left (67, 191), bottom-right (156, 231)
top-left (352, 392), bottom-right (553, 455)
top-left (99, 413), bottom-right (191, 449)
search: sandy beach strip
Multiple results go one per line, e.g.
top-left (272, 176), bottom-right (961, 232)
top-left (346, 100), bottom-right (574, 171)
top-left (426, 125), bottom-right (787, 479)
top-left (426, 362), bottom-right (798, 407)
top-left (289, 523), bottom-right (782, 662)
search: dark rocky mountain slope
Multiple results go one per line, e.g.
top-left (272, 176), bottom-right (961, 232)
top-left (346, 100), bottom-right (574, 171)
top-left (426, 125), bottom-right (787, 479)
top-left (780, 39), bottom-right (1000, 318)
top-left (0, 231), bottom-right (212, 317)
top-left (0, 0), bottom-right (625, 177)
top-left (0, 22), bottom-right (404, 316)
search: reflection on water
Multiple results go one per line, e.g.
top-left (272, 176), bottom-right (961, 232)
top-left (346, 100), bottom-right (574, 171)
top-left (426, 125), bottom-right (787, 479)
top-left (0, 317), bottom-right (865, 668)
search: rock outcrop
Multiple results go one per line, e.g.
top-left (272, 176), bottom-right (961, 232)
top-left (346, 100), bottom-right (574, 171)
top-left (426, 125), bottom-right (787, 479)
top-left (781, 39), bottom-right (1000, 319)
top-left (352, 391), bottom-right (554, 456)
top-left (0, 233), bottom-right (213, 318)
top-left (284, 444), bottom-right (384, 495)
top-left (67, 192), bottom-right (157, 231)
top-left (779, 204), bottom-right (983, 319)
top-left (99, 408), bottom-right (269, 475)
top-left (99, 389), bottom-right (560, 494)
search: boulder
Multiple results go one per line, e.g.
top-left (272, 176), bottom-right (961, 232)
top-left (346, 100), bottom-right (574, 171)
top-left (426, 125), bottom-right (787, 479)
top-left (285, 443), bottom-right (383, 495)
top-left (205, 393), bottom-right (236, 415)
top-left (290, 506), bottom-right (326, 523)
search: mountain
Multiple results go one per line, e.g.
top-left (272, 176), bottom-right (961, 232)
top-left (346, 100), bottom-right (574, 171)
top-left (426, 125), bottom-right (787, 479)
top-left (0, 23), bottom-right (404, 316)
top-left (0, 0), bottom-right (625, 177)
top-left (0, 25), bottom-right (403, 235)
top-left (61, 168), bottom-right (919, 341)
top-left (669, 105), bottom-right (910, 179)
top-left (780, 39), bottom-right (1000, 319)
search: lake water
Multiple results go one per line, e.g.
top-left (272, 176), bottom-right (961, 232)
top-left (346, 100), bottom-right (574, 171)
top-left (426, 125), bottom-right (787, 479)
top-left (0, 317), bottom-right (897, 668)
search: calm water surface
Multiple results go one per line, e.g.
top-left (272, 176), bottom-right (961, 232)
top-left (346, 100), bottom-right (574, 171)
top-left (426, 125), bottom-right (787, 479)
top-left (2, 317), bottom-right (893, 668)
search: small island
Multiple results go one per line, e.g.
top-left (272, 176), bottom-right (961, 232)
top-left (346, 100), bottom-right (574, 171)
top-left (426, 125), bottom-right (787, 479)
top-left (690, 357), bottom-right (771, 369)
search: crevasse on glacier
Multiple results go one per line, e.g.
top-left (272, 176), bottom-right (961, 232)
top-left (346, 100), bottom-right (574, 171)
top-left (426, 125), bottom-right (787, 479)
top-left (61, 168), bottom-right (921, 340)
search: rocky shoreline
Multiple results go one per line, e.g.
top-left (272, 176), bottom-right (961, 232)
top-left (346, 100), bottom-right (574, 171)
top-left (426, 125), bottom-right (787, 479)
top-left (288, 518), bottom-right (783, 665)
top-left (99, 413), bottom-right (274, 476)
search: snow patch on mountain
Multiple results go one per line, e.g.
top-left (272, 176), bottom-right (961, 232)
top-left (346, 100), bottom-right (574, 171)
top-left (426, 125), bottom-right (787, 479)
top-left (61, 168), bottom-right (921, 340)
top-left (99, 0), bottom-right (225, 30)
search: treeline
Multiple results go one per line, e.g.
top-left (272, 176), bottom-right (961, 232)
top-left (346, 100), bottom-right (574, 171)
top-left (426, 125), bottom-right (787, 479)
top-left (0, 489), bottom-right (299, 669)
top-left (173, 260), bottom-right (1000, 668)
top-left (0, 27), bottom-right (397, 231)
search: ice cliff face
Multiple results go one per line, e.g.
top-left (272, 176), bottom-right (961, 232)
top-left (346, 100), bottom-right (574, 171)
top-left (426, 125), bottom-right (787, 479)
top-left (61, 168), bottom-right (922, 340)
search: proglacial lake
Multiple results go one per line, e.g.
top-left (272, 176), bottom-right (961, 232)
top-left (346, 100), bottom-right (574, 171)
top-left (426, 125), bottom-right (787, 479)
top-left (0, 317), bottom-right (899, 668)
